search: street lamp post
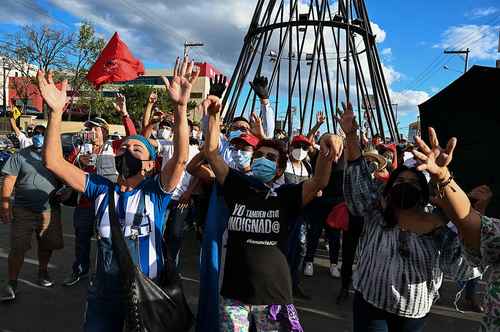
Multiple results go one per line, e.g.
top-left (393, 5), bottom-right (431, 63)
top-left (183, 42), bottom-right (204, 58)
top-left (2, 64), bottom-right (10, 115)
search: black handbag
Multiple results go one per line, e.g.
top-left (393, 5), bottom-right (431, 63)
top-left (107, 186), bottom-right (194, 332)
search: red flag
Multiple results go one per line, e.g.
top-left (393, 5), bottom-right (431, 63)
top-left (86, 32), bottom-right (144, 89)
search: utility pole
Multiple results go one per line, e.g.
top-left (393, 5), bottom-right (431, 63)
top-left (2, 61), bottom-right (10, 115)
top-left (444, 48), bottom-right (470, 73)
top-left (183, 41), bottom-right (204, 58)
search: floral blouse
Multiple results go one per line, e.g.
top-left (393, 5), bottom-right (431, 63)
top-left (463, 216), bottom-right (500, 332)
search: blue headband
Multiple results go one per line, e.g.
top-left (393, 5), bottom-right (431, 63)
top-left (125, 135), bottom-right (157, 160)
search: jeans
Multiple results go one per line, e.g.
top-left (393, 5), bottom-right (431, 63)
top-left (166, 200), bottom-right (191, 267)
top-left (340, 213), bottom-right (363, 289)
top-left (353, 292), bottom-right (427, 332)
top-left (72, 207), bottom-right (95, 274)
top-left (83, 238), bottom-right (126, 332)
top-left (304, 197), bottom-right (341, 264)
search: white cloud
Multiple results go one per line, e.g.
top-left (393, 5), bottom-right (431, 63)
top-left (370, 22), bottom-right (386, 43)
top-left (0, 0), bottom-right (53, 26)
top-left (434, 24), bottom-right (500, 60)
top-left (381, 48), bottom-right (392, 56)
top-left (466, 7), bottom-right (498, 19)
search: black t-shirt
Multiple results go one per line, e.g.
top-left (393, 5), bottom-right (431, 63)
top-left (310, 151), bottom-right (345, 200)
top-left (221, 168), bottom-right (303, 305)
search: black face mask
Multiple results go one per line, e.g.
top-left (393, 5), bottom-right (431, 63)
top-left (389, 182), bottom-right (422, 210)
top-left (115, 150), bottom-right (144, 179)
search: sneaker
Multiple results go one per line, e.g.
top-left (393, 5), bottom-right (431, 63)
top-left (304, 262), bottom-right (314, 277)
top-left (63, 270), bottom-right (88, 287)
top-left (330, 264), bottom-right (341, 278)
top-left (1, 281), bottom-right (17, 302)
top-left (293, 284), bottom-right (312, 301)
top-left (38, 271), bottom-right (55, 288)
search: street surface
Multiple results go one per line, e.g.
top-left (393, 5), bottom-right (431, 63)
top-left (0, 206), bottom-right (483, 332)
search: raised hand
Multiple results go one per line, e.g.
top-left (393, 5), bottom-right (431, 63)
top-left (37, 70), bottom-right (67, 114)
top-left (412, 127), bottom-right (457, 181)
top-left (203, 95), bottom-right (222, 116)
top-left (316, 111), bottom-right (326, 124)
top-left (148, 91), bottom-right (158, 105)
top-left (112, 93), bottom-right (128, 116)
top-left (337, 102), bottom-right (358, 135)
top-left (150, 110), bottom-right (166, 124)
top-left (162, 56), bottom-right (199, 107)
top-left (250, 112), bottom-right (265, 139)
top-left (249, 76), bottom-right (269, 100)
top-left (320, 134), bottom-right (344, 162)
top-left (209, 74), bottom-right (227, 98)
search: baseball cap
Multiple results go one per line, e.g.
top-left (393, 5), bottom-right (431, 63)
top-left (84, 117), bottom-right (109, 131)
top-left (291, 135), bottom-right (311, 146)
top-left (231, 133), bottom-right (260, 148)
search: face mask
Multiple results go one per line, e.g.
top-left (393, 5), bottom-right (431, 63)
top-left (228, 130), bottom-right (242, 142)
top-left (291, 148), bottom-right (308, 161)
top-left (158, 128), bottom-right (172, 140)
top-left (233, 150), bottom-right (252, 170)
top-left (251, 157), bottom-right (277, 183)
top-left (114, 150), bottom-right (144, 179)
top-left (389, 182), bottom-right (422, 210)
top-left (32, 134), bottom-right (44, 149)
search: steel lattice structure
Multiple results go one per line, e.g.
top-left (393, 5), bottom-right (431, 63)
top-left (222, 0), bottom-right (399, 141)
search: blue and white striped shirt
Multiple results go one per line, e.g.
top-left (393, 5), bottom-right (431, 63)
top-left (84, 173), bottom-right (171, 279)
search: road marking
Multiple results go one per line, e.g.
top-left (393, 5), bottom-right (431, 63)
top-left (181, 276), bottom-right (200, 284)
top-left (295, 306), bottom-right (345, 320)
top-left (0, 248), bottom-right (56, 269)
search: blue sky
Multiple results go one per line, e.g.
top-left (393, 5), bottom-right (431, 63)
top-left (1, 0), bottom-right (499, 137)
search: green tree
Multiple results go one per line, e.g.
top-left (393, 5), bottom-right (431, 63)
top-left (117, 84), bottom-right (175, 123)
top-left (66, 22), bottom-right (105, 120)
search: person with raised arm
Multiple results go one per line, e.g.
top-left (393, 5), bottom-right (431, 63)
top-left (340, 102), bottom-right (473, 332)
top-left (204, 94), bottom-right (340, 331)
top-left (412, 128), bottom-right (500, 332)
top-left (37, 56), bottom-right (195, 331)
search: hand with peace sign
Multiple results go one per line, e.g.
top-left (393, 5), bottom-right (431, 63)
top-left (412, 127), bottom-right (457, 182)
top-left (162, 56), bottom-right (199, 107)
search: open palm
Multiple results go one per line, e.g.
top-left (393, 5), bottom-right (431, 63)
top-left (337, 101), bottom-right (358, 135)
top-left (162, 56), bottom-right (199, 107)
top-left (37, 70), bottom-right (67, 113)
top-left (412, 127), bottom-right (457, 180)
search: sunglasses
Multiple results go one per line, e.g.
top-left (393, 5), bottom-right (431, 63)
top-left (253, 151), bottom-right (279, 162)
top-left (292, 143), bottom-right (310, 150)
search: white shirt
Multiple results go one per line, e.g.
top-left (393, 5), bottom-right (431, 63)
top-left (17, 132), bottom-right (33, 149)
top-left (158, 140), bottom-right (199, 200)
top-left (285, 160), bottom-right (309, 177)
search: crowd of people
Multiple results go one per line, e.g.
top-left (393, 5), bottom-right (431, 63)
top-left (0, 55), bottom-right (498, 332)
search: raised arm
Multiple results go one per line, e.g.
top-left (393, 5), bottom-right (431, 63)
top-left (159, 57), bottom-right (198, 192)
top-left (338, 102), bottom-right (361, 162)
top-left (412, 127), bottom-right (481, 251)
top-left (203, 96), bottom-right (229, 185)
top-left (186, 151), bottom-right (215, 184)
top-left (37, 71), bottom-right (86, 193)
top-left (142, 91), bottom-right (157, 130)
top-left (302, 134), bottom-right (341, 206)
top-left (8, 117), bottom-right (21, 137)
top-left (250, 76), bottom-right (274, 138)
top-left (307, 112), bottom-right (326, 142)
top-left (113, 93), bottom-right (136, 136)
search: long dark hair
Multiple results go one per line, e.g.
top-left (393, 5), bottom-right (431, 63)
top-left (382, 166), bottom-right (430, 227)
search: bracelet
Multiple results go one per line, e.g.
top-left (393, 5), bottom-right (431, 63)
top-left (437, 173), bottom-right (454, 198)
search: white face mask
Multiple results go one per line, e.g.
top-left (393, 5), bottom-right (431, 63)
top-left (291, 148), bottom-right (308, 161)
top-left (158, 128), bottom-right (172, 140)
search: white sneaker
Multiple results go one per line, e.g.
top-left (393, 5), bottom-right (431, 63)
top-left (304, 262), bottom-right (314, 277)
top-left (330, 264), bottom-right (341, 278)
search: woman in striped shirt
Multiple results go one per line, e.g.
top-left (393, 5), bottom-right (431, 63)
top-left (412, 128), bottom-right (499, 332)
top-left (339, 103), bottom-right (471, 332)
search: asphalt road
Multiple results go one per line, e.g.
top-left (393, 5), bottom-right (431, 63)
top-left (0, 205), bottom-right (484, 332)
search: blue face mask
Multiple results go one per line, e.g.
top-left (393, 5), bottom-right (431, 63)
top-left (32, 134), bottom-right (44, 149)
top-left (228, 130), bottom-right (242, 142)
top-left (233, 150), bottom-right (252, 170)
top-left (251, 157), bottom-right (277, 183)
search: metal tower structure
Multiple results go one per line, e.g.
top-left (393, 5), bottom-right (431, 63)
top-left (222, 0), bottom-right (399, 141)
